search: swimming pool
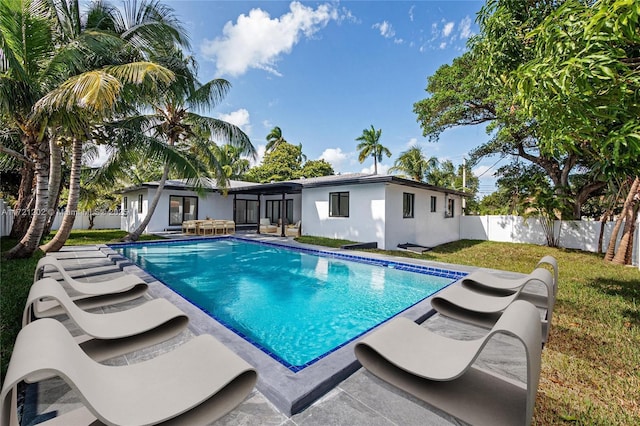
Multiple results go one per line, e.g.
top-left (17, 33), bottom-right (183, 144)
top-left (111, 237), bottom-right (464, 370)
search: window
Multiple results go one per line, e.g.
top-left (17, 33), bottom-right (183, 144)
top-left (403, 193), bottom-right (414, 218)
top-left (446, 198), bottom-right (455, 218)
top-left (123, 196), bottom-right (128, 213)
top-left (265, 199), bottom-right (293, 224)
top-left (329, 192), bottom-right (349, 217)
top-left (137, 194), bottom-right (143, 213)
top-left (234, 199), bottom-right (258, 224)
top-left (430, 196), bottom-right (437, 213)
top-left (169, 196), bottom-right (198, 225)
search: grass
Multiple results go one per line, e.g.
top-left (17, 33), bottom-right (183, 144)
top-left (1, 233), bottom-right (638, 424)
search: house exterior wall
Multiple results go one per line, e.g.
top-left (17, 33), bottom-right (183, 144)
top-left (301, 183), bottom-right (387, 247)
top-left (121, 188), bottom-right (234, 233)
top-left (383, 184), bottom-right (462, 250)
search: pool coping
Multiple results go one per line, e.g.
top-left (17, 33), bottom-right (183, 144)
top-left (101, 236), bottom-right (478, 415)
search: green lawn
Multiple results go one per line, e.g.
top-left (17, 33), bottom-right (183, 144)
top-left (1, 233), bottom-right (639, 424)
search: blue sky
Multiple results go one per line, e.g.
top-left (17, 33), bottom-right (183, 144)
top-left (163, 0), bottom-right (499, 196)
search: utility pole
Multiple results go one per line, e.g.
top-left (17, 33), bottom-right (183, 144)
top-left (462, 157), bottom-right (467, 215)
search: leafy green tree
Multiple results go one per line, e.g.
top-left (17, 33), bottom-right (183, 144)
top-left (245, 142), bottom-right (303, 182)
top-left (299, 159), bottom-right (334, 178)
top-left (515, 0), bottom-right (640, 263)
top-left (356, 125), bottom-right (390, 175)
top-left (413, 1), bottom-right (607, 219)
top-left (388, 146), bottom-right (438, 181)
top-left (245, 142), bottom-right (333, 182)
top-left (265, 126), bottom-right (287, 154)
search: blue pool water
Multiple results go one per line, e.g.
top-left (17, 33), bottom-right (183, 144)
top-left (111, 238), bottom-right (463, 369)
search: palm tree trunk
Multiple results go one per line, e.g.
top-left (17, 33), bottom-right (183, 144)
top-left (41, 138), bottom-right (82, 253)
top-left (42, 140), bottom-right (63, 237)
top-left (4, 138), bottom-right (50, 259)
top-left (605, 177), bottom-right (639, 263)
top-left (611, 177), bottom-right (640, 265)
top-left (10, 163), bottom-right (35, 238)
top-left (123, 162), bottom-right (170, 242)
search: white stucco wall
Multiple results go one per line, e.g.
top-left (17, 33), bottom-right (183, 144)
top-left (301, 183), bottom-right (387, 247)
top-left (121, 188), bottom-right (234, 233)
top-left (383, 185), bottom-right (462, 250)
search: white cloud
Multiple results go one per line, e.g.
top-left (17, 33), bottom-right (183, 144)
top-left (217, 108), bottom-right (252, 136)
top-left (439, 41), bottom-right (447, 49)
top-left (373, 20), bottom-right (395, 38)
top-left (473, 165), bottom-right (496, 180)
top-left (320, 147), bottom-right (349, 171)
top-left (201, 2), bottom-right (340, 77)
top-left (406, 137), bottom-right (418, 148)
top-left (248, 144), bottom-right (267, 167)
top-left (442, 21), bottom-right (455, 37)
top-left (459, 16), bottom-right (472, 39)
top-left (361, 162), bottom-right (390, 175)
top-left (408, 5), bottom-right (415, 22)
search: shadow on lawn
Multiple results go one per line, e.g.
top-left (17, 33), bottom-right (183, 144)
top-left (587, 277), bottom-right (640, 326)
top-left (429, 239), bottom-right (488, 254)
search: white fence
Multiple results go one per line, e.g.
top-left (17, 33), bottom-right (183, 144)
top-left (460, 215), bottom-right (639, 265)
top-left (0, 200), bottom-right (122, 237)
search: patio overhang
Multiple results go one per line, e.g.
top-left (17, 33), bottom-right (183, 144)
top-left (228, 182), bottom-right (303, 196)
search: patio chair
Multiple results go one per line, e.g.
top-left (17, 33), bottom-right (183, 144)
top-left (33, 256), bottom-right (148, 318)
top-left (259, 218), bottom-right (277, 234)
top-left (1, 318), bottom-right (257, 426)
top-left (198, 220), bottom-right (215, 235)
top-left (285, 220), bottom-right (301, 237)
top-left (213, 220), bottom-right (227, 235)
top-left (354, 300), bottom-right (542, 426)
top-left (431, 268), bottom-right (555, 343)
top-left (225, 220), bottom-right (236, 234)
top-left (24, 278), bottom-right (189, 364)
top-left (182, 220), bottom-right (197, 234)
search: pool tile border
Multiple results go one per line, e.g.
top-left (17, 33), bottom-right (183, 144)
top-left (108, 236), bottom-right (467, 372)
top-left (106, 236), bottom-right (473, 415)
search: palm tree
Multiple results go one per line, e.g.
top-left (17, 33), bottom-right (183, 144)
top-left (266, 126), bottom-right (287, 153)
top-left (39, 0), bottom-right (185, 253)
top-left (109, 51), bottom-right (255, 242)
top-left (356, 125), bottom-right (391, 175)
top-left (388, 146), bottom-right (438, 181)
top-left (0, 0), bottom-right (73, 258)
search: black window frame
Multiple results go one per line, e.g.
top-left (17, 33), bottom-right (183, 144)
top-left (234, 199), bottom-right (259, 224)
top-left (430, 196), bottom-right (437, 213)
top-left (403, 192), bottom-right (415, 218)
top-left (123, 196), bottom-right (128, 213)
top-left (137, 194), bottom-right (143, 213)
top-left (168, 195), bottom-right (198, 226)
top-left (266, 199), bottom-right (294, 225)
top-left (329, 192), bottom-right (349, 217)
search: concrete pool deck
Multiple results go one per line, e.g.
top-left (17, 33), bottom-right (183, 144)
top-left (21, 234), bottom-right (543, 425)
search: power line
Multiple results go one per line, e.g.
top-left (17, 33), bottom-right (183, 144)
top-left (476, 155), bottom-right (505, 178)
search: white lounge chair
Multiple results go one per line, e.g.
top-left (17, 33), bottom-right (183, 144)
top-left (33, 256), bottom-right (148, 317)
top-left (24, 278), bottom-right (189, 363)
top-left (431, 268), bottom-right (555, 342)
top-left (355, 300), bottom-right (542, 426)
top-left (1, 319), bottom-right (258, 426)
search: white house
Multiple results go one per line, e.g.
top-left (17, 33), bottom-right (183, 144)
top-left (120, 174), bottom-right (466, 250)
